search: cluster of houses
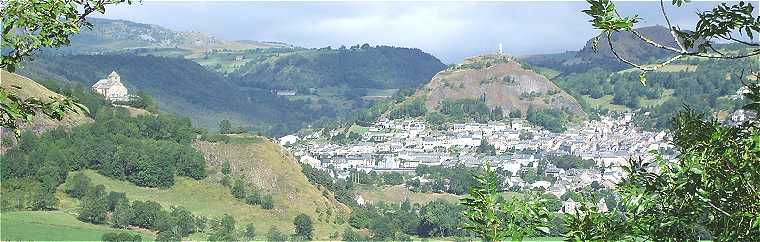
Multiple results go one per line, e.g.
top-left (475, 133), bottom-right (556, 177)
top-left (282, 113), bottom-right (674, 212)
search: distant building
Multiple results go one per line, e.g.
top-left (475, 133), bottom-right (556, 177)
top-left (92, 71), bottom-right (129, 102)
top-left (355, 194), bottom-right (366, 207)
top-left (279, 135), bottom-right (299, 145)
top-left (272, 89), bottom-right (297, 96)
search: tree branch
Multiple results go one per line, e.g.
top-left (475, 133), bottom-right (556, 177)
top-left (660, 0), bottom-right (687, 52)
top-left (606, 32), bottom-right (684, 73)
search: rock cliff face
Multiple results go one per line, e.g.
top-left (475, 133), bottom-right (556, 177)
top-left (420, 54), bottom-right (586, 117)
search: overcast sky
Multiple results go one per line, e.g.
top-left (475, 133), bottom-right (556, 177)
top-left (95, 1), bottom-right (732, 63)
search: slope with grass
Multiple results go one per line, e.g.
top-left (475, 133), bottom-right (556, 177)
top-left (54, 136), bottom-right (349, 240)
top-left (0, 70), bottom-right (92, 133)
top-left (1, 211), bottom-right (154, 241)
top-left (193, 137), bottom-right (351, 238)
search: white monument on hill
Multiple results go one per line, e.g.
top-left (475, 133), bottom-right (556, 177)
top-left (498, 42), bottom-right (503, 55)
top-left (92, 71), bottom-right (129, 102)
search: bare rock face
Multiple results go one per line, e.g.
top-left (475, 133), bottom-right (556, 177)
top-left (421, 54), bottom-right (586, 117)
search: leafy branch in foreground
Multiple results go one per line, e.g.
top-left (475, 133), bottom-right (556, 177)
top-left (563, 198), bottom-right (627, 242)
top-left (0, 86), bottom-right (88, 136)
top-left (562, 80), bottom-right (760, 241)
top-left (1, 0), bottom-right (137, 71)
top-left (583, 0), bottom-right (760, 85)
top-left (1, 0), bottom-right (136, 134)
top-left (461, 164), bottom-right (550, 241)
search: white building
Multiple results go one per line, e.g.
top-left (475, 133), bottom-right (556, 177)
top-left (92, 71), bottom-right (129, 102)
top-left (279, 135), bottom-right (299, 146)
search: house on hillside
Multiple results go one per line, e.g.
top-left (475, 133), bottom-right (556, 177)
top-left (272, 89), bottom-right (297, 96)
top-left (92, 71), bottom-right (129, 102)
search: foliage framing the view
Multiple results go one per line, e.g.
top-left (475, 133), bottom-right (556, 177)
top-left (583, 0), bottom-right (760, 85)
top-left (461, 1), bottom-right (760, 241)
top-left (1, 0), bottom-right (136, 135)
top-left (461, 165), bottom-right (551, 241)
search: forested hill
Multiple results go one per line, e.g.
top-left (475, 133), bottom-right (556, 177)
top-left (519, 25), bottom-right (756, 131)
top-left (228, 45), bottom-right (446, 90)
top-left (17, 54), bottom-right (335, 133)
top-left (20, 18), bottom-right (444, 135)
top-left (522, 25), bottom-right (677, 72)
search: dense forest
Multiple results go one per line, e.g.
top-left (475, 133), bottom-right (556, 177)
top-left (229, 45), bottom-right (446, 90)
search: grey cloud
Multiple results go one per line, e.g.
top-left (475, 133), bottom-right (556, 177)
top-left (96, 1), bottom-right (727, 63)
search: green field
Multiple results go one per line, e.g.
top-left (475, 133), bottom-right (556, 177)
top-left (1, 211), bottom-right (154, 241)
top-left (583, 89), bottom-right (674, 111)
top-left (347, 124), bottom-right (370, 135)
top-left (618, 64), bottom-right (697, 73)
top-left (357, 185), bottom-right (461, 205)
top-left (583, 94), bottom-right (630, 112)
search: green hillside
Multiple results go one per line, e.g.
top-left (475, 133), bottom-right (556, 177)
top-left (0, 71), bottom-right (92, 132)
top-left (522, 25), bottom-right (679, 73)
top-left (19, 18), bottom-right (447, 136)
top-left (1, 211), bottom-right (154, 241)
top-left (0, 71), bottom-right (349, 240)
top-left (521, 31), bottom-right (757, 130)
top-left (228, 45), bottom-right (446, 90)
top-left (17, 54), bottom-right (336, 135)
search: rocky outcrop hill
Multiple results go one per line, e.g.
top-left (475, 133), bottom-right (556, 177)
top-left (420, 54), bottom-right (586, 117)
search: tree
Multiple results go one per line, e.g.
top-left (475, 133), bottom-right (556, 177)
top-left (0, 0), bottom-right (137, 135)
top-left (476, 139), bottom-right (496, 156)
top-left (219, 120), bottom-right (232, 134)
top-left (508, 109), bottom-right (522, 118)
top-left (221, 160), bottom-right (232, 176)
top-left (266, 226), bottom-right (287, 242)
top-left (30, 185), bottom-right (58, 211)
top-left (571, 107), bottom-right (760, 241)
top-left (64, 172), bottom-right (92, 199)
top-left (541, 194), bottom-right (562, 212)
top-left (78, 185), bottom-right (108, 224)
top-left (231, 179), bottom-right (246, 199)
top-left (559, 1), bottom-right (760, 240)
top-left (102, 232), bottom-right (141, 242)
top-left (244, 223), bottom-right (256, 240)
top-left (112, 198), bottom-right (133, 228)
top-left (369, 216), bottom-right (398, 240)
top-left (127, 90), bottom-right (158, 112)
top-left (461, 165), bottom-right (550, 241)
top-left (342, 227), bottom-right (367, 241)
top-left (106, 191), bottom-right (127, 211)
top-left (491, 106), bottom-right (504, 121)
top-left (245, 191), bottom-right (262, 205)
top-left (208, 214), bottom-right (236, 241)
top-left (293, 213), bottom-right (314, 240)
top-left (169, 206), bottom-right (195, 237)
top-left (261, 194), bottom-right (274, 210)
top-left (419, 199), bottom-right (462, 237)
top-left (130, 200), bottom-right (163, 229)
